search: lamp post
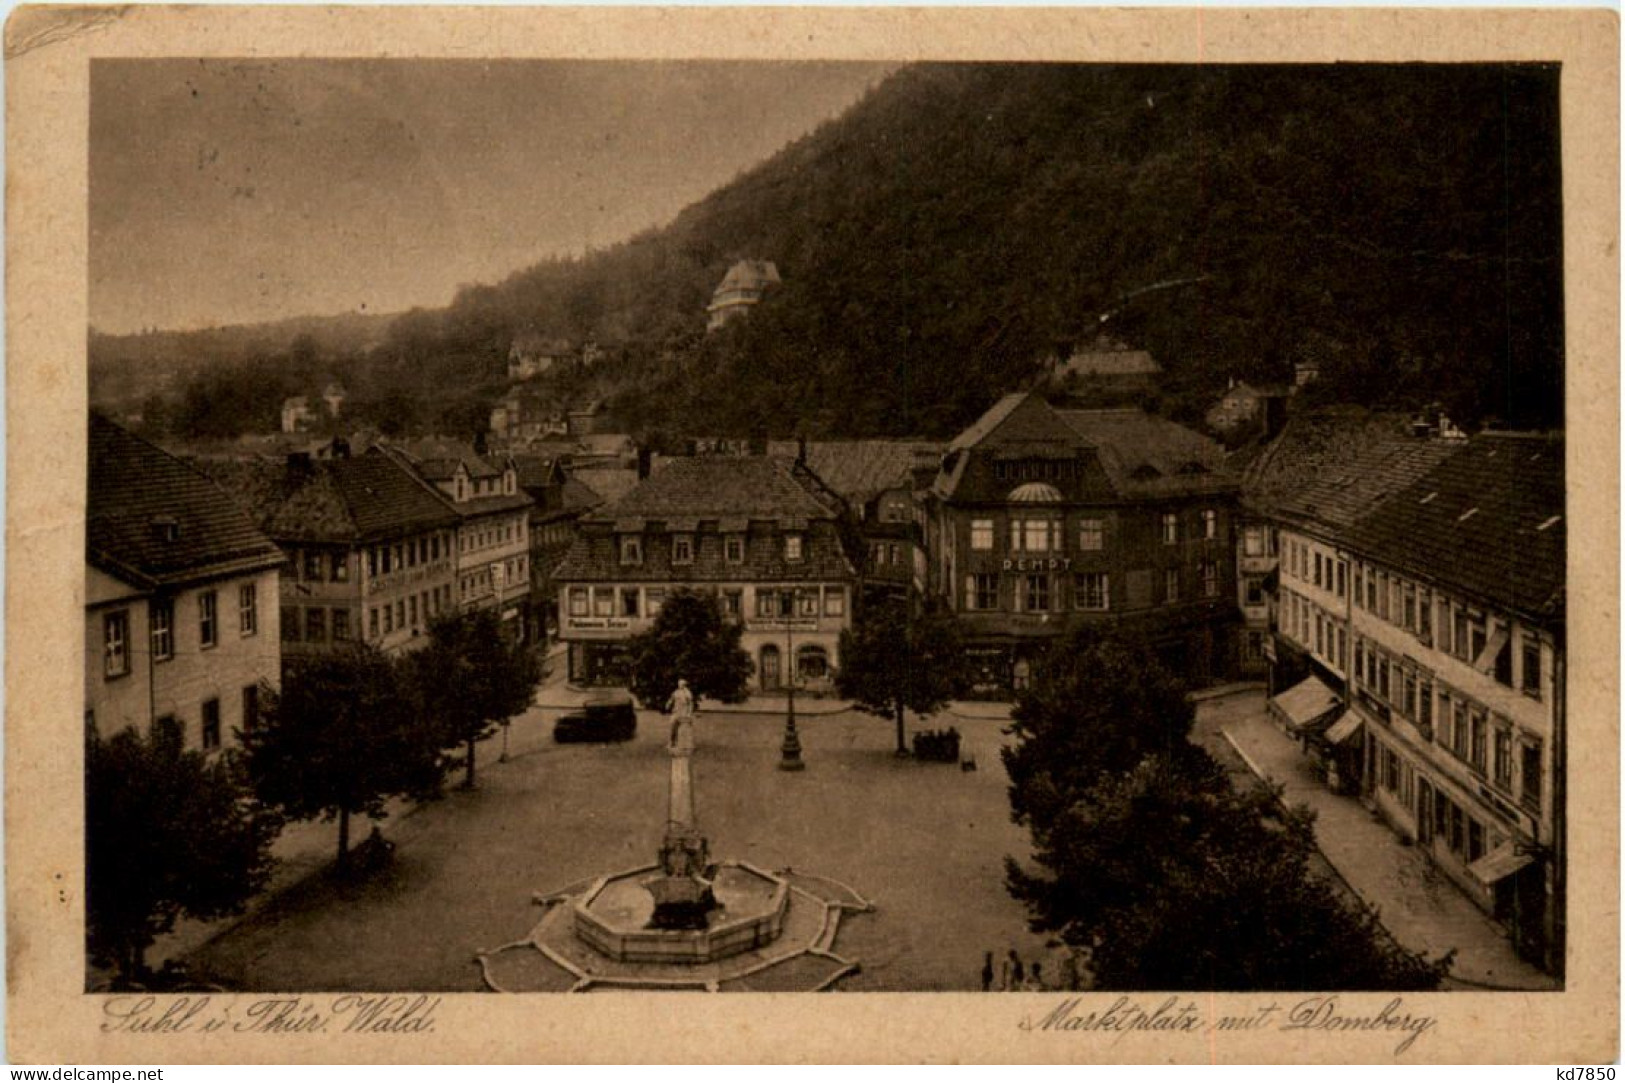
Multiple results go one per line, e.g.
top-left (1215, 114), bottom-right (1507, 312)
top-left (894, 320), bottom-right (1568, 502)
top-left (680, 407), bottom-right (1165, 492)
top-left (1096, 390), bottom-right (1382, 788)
top-left (779, 590), bottom-right (805, 771)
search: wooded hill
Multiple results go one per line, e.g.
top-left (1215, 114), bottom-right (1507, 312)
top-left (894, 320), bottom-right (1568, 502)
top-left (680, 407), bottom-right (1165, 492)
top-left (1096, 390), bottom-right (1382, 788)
top-left (95, 63), bottom-right (1564, 442)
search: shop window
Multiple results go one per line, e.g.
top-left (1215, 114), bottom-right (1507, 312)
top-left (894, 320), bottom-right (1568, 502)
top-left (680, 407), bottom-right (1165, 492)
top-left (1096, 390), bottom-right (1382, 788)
top-left (797, 646), bottom-right (829, 680)
top-left (1022, 575), bottom-right (1050, 612)
top-left (1075, 572), bottom-right (1109, 611)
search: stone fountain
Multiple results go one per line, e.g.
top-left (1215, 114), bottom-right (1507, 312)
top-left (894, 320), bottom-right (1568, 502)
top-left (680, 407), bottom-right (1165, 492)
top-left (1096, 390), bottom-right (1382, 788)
top-left (477, 702), bottom-right (873, 993)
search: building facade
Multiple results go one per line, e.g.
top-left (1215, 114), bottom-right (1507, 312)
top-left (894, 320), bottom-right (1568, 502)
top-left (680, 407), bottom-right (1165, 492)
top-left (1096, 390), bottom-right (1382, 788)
top-left (87, 415), bottom-right (284, 753)
top-left (383, 444), bottom-right (534, 639)
top-left (927, 394), bottom-right (1239, 695)
top-left (553, 456), bottom-right (856, 693)
top-left (1341, 434), bottom-right (1565, 973)
top-left (705, 259), bottom-right (781, 331)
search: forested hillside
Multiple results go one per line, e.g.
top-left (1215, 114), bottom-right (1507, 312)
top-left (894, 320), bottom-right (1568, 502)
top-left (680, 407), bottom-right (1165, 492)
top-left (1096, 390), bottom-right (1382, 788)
top-left (94, 63), bottom-right (1564, 441)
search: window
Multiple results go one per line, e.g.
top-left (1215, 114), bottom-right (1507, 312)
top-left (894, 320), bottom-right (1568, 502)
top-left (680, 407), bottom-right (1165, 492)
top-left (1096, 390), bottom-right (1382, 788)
top-left (1079, 519), bottom-right (1104, 551)
top-left (1418, 679), bottom-right (1433, 734)
top-left (1402, 584), bottom-right (1416, 631)
top-left (383, 605), bottom-right (393, 634)
top-left (888, 543), bottom-right (901, 566)
top-left (1520, 738), bottom-right (1543, 811)
top-left (1244, 575), bottom-right (1264, 606)
top-left (1165, 568), bottom-right (1179, 604)
top-left (1335, 561), bottom-right (1347, 598)
top-left (1366, 572), bottom-right (1377, 613)
top-left (620, 536), bottom-right (643, 565)
top-left (1242, 526), bottom-right (1265, 557)
top-left (1201, 509), bottom-right (1217, 540)
top-left (284, 606), bottom-right (302, 642)
top-left (151, 599), bottom-right (174, 661)
top-left (395, 600), bottom-right (405, 629)
top-left (593, 588), bottom-right (614, 617)
top-left (1202, 562), bottom-right (1219, 598)
top-left (408, 595), bottom-right (419, 626)
top-left (621, 589), bottom-right (640, 617)
top-left (1076, 572), bottom-right (1109, 611)
top-left (725, 536), bottom-right (745, 563)
top-left (1522, 638), bottom-right (1542, 698)
top-left (1023, 575), bottom-right (1050, 612)
top-left (970, 519), bottom-right (994, 551)
top-left (1314, 552), bottom-right (1323, 588)
top-left (332, 553), bottom-right (348, 582)
top-left (1160, 513), bottom-right (1178, 545)
top-left (304, 551), bottom-right (323, 581)
top-left (1013, 518), bottom-right (1057, 552)
top-left (798, 589), bottom-right (820, 617)
top-left (785, 534), bottom-right (803, 561)
top-left (1418, 588), bottom-right (1432, 642)
top-left (673, 536), bottom-right (694, 564)
top-left (797, 645), bottom-right (830, 680)
top-left (242, 684), bottom-right (260, 733)
top-left (103, 611), bottom-right (130, 677)
top-left (198, 591), bottom-right (218, 649)
top-left (1353, 566), bottom-right (1364, 608)
top-left (1451, 699), bottom-right (1469, 760)
top-left (723, 590), bottom-right (743, 619)
top-left (202, 699), bottom-right (221, 751)
top-left (1470, 708), bottom-right (1487, 771)
top-left (306, 607), bottom-right (326, 643)
top-left (569, 588), bottom-right (588, 617)
top-left (368, 549), bottom-right (379, 578)
top-left (332, 608), bottom-right (351, 641)
top-left (968, 573), bottom-right (999, 611)
top-left (647, 589), bottom-right (665, 616)
top-left (823, 588), bottom-right (845, 617)
top-left (1493, 727), bottom-right (1513, 789)
top-left (239, 583), bottom-right (257, 636)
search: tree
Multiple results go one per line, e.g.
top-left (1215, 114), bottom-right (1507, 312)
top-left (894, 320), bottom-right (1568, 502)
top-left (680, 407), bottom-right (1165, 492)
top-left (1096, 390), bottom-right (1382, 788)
top-left (626, 588), bottom-right (753, 709)
top-left (1003, 631), bottom-right (1451, 990)
top-left (87, 717), bottom-right (279, 984)
top-left (245, 648), bottom-right (443, 871)
top-left (1002, 626), bottom-right (1202, 829)
top-left (414, 609), bottom-right (546, 790)
top-left (835, 594), bottom-right (968, 755)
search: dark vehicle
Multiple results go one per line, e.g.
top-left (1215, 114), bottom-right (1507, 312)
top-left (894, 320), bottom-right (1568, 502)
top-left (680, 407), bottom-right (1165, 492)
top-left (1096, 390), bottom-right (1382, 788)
top-left (553, 690), bottom-right (638, 743)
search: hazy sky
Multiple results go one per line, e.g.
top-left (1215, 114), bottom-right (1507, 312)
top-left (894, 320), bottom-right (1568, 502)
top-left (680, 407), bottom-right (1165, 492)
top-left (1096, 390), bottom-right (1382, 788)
top-left (90, 59), bottom-right (890, 334)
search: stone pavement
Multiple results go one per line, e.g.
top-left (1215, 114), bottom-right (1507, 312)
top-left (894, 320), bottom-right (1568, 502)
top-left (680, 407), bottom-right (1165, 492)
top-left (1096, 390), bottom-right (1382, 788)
top-left (1215, 697), bottom-right (1558, 991)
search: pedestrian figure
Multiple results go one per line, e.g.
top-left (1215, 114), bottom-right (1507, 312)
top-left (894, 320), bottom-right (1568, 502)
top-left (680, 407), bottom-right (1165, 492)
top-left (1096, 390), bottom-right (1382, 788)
top-left (667, 678), bottom-right (696, 755)
top-left (1023, 961), bottom-right (1045, 992)
top-left (980, 951), bottom-right (994, 992)
top-left (1000, 949), bottom-right (1024, 991)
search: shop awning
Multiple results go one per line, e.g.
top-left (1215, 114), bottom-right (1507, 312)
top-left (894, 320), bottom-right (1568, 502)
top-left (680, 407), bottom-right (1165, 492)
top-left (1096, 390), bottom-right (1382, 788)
top-left (1468, 843), bottom-right (1535, 887)
top-left (1323, 710), bottom-right (1364, 746)
top-left (1269, 675), bottom-right (1340, 733)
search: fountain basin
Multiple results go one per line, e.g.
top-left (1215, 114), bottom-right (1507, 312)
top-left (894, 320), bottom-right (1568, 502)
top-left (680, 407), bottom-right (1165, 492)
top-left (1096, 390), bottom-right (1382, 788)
top-left (573, 860), bottom-right (789, 963)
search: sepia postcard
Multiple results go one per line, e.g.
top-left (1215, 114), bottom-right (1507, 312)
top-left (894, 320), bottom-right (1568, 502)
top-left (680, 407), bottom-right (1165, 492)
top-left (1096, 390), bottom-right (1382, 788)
top-left (5, 4), bottom-right (1619, 1065)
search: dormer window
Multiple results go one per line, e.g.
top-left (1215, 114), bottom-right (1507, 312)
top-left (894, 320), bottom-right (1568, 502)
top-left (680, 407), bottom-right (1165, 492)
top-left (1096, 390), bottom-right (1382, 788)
top-left (505, 469), bottom-right (516, 495)
top-left (620, 535), bottom-right (643, 565)
top-left (673, 535), bottom-right (694, 565)
top-left (784, 534), bottom-right (803, 562)
top-left (455, 474), bottom-right (468, 502)
top-left (725, 535), bottom-right (745, 563)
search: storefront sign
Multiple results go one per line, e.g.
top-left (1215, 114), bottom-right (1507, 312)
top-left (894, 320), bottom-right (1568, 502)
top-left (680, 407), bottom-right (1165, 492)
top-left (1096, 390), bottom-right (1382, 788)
top-left (1002, 557), bottom-right (1072, 572)
top-left (565, 616), bottom-right (638, 639)
top-left (751, 618), bottom-right (821, 632)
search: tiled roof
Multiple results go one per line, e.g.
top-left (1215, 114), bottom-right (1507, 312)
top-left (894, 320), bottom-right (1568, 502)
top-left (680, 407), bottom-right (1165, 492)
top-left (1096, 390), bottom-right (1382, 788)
top-left (1055, 348), bottom-right (1161, 378)
top-left (569, 466), bottom-right (644, 508)
top-left (194, 450), bottom-right (460, 545)
top-left (88, 414), bottom-right (284, 589)
top-left (1058, 408), bottom-right (1234, 498)
top-left (1341, 433), bottom-right (1564, 621)
top-left (583, 456), bottom-right (834, 523)
top-left (384, 437), bottom-right (504, 480)
top-left (713, 259), bottom-right (781, 294)
top-left (1242, 409), bottom-right (1462, 532)
top-left (767, 440), bottom-right (941, 506)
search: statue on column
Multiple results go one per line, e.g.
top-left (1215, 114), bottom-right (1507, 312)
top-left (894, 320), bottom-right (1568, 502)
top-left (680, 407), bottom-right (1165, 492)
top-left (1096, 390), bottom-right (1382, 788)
top-left (646, 677), bottom-right (716, 929)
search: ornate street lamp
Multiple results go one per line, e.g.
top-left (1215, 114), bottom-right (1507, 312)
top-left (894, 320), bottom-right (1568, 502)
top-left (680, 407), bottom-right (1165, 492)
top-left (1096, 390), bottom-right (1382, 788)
top-left (779, 590), bottom-right (805, 771)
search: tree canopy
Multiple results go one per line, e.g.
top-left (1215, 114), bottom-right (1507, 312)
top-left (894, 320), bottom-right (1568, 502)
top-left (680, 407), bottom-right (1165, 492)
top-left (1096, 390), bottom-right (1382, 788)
top-left (835, 595), bottom-right (969, 754)
top-left (1003, 629), bottom-right (1451, 990)
top-left (87, 717), bottom-right (279, 983)
top-left (245, 648), bottom-right (444, 868)
top-left (626, 588), bottom-right (753, 709)
top-left (413, 610), bottom-right (546, 789)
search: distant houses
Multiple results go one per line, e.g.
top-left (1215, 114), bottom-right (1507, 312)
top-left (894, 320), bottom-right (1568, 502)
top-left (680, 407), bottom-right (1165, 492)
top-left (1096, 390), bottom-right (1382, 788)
top-left (706, 260), bottom-right (781, 331)
top-left (1041, 336), bottom-right (1162, 395)
top-left (508, 333), bottom-right (576, 381)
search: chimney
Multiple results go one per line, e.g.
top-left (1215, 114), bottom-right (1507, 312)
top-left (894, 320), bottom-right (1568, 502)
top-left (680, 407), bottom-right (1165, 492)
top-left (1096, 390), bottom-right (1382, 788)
top-left (797, 435), bottom-right (807, 465)
top-left (287, 451), bottom-right (314, 478)
top-left (637, 447), bottom-right (653, 480)
top-left (330, 436), bottom-right (351, 460)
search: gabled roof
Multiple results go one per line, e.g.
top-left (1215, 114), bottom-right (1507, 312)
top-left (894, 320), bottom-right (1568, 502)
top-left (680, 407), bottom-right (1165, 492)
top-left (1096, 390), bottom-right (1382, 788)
top-left (195, 450), bottom-right (460, 545)
top-left (584, 456), bottom-right (834, 524)
top-left (769, 440), bottom-right (942, 506)
top-left (1058, 409), bottom-right (1232, 497)
top-left (713, 259), bottom-right (781, 295)
top-left (1242, 409), bottom-right (1462, 533)
top-left (1223, 381), bottom-right (1291, 402)
top-left (1341, 433), bottom-right (1564, 621)
top-left (1055, 348), bottom-right (1161, 378)
top-left (88, 414), bottom-right (284, 589)
top-left (569, 466), bottom-right (643, 508)
top-left (384, 437), bottom-right (505, 481)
